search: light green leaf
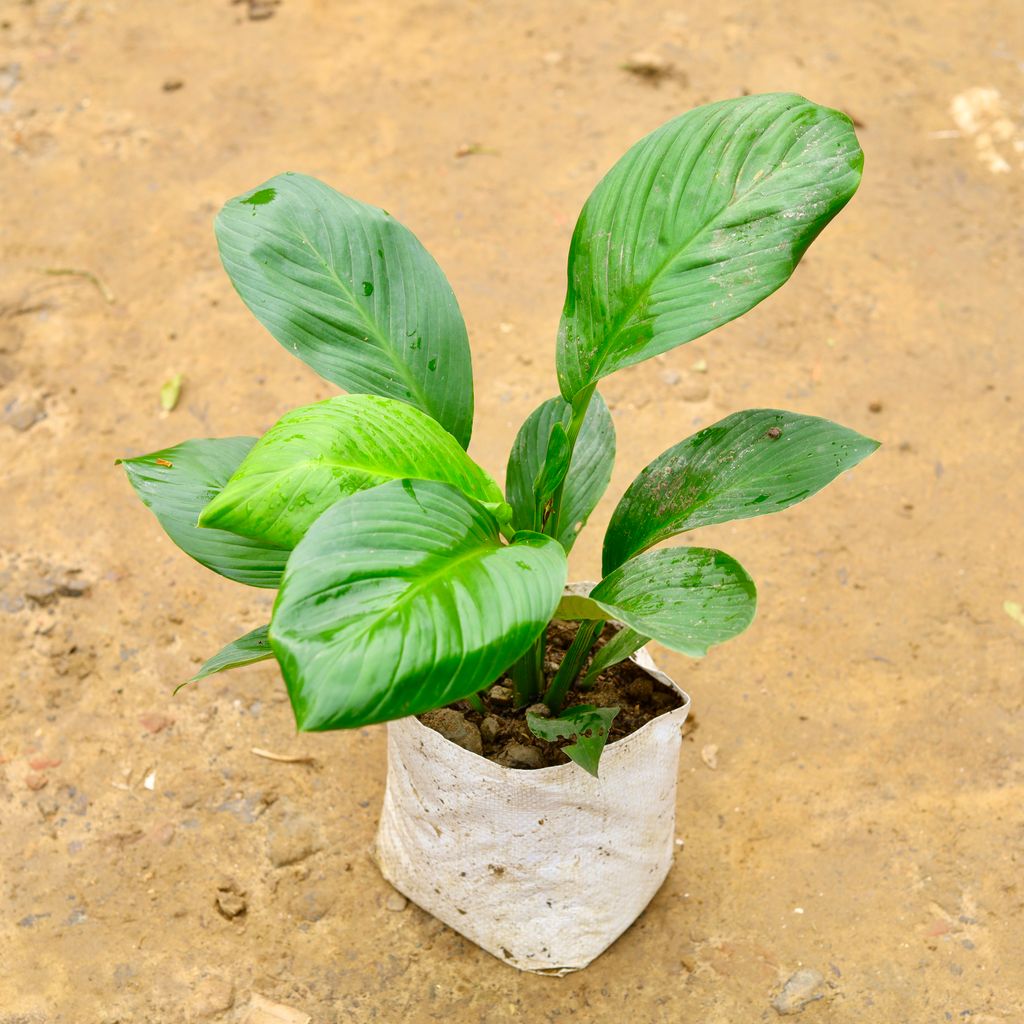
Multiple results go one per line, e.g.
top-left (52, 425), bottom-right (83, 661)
top-left (555, 591), bottom-right (606, 620)
top-left (580, 627), bottom-right (648, 688)
top-left (270, 480), bottom-right (568, 730)
top-left (589, 548), bottom-right (756, 657)
top-left (118, 438), bottom-right (289, 588)
top-left (182, 625), bottom-right (273, 691)
top-left (199, 394), bottom-right (506, 549)
top-left (557, 94), bottom-right (863, 401)
top-left (216, 173), bottom-right (474, 447)
top-left (526, 704), bottom-right (620, 777)
top-left (603, 409), bottom-right (878, 573)
top-left (505, 391), bottom-right (615, 550)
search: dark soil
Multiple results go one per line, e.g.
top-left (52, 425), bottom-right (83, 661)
top-left (418, 621), bottom-right (685, 769)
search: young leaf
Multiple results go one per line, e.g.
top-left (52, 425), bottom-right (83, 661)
top-left (526, 704), bottom-right (620, 777)
top-left (557, 94), bottom-right (863, 401)
top-left (270, 479), bottom-right (568, 730)
top-left (184, 625), bottom-right (273, 689)
top-left (505, 391), bottom-right (615, 550)
top-left (199, 394), bottom-right (507, 549)
top-left (589, 547), bottom-right (756, 657)
top-left (603, 409), bottom-right (879, 573)
top-left (216, 173), bottom-right (474, 447)
top-left (580, 626), bottom-right (649, 688)
top-left (118, 439), bottom-right (289, 588)
top-left (533, 421), bottom-right (571, 502)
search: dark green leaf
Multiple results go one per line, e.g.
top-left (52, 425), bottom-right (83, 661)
top-left (603, 409), bottom-right (879, 573)
top-left (200, 394), bottom-right (506, 549)
top-left (119, 438), bottom-right (289, 588)
top-left (183, 625), bottom-right (273, 690)
top-left (505, 391), bottom-right (615, 550)
top-left (526, 704), bottom-right (620, 777)
top-left (557, 94), bottom-right (863, 401)
top-left (216, 173), bottom-right (474, 447)
top-left (580, 626), bottom-right (649, 688)
top-left (270, 480), bottom-right (568, 730)
top-left (589, 547), bottom-right (756, 657)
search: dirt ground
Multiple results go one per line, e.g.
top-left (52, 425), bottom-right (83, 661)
top-left (2, 1), bottom-right (1022, 1021)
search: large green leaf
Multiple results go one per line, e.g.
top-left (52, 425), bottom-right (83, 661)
top-left (505, 392), bottom-right (615, 550)
top-left (270, 480), bottom-right (568, 730)
top-left (526, 704), bottom-right (620, 777)
top-left (118, 439), bottom-right (289, 588)
top-left (589, 548), bottom-right (756, 657)
top-left (199, 394), bottom-right (507, 549)
top-left (603, 409), bottom-right (878, 573)
top-left (182, 625), bottom-right (274, 690)
top-left (557, 94), bottom-right (863, 401)
top-left (216, 173), bottom-right (474, 447)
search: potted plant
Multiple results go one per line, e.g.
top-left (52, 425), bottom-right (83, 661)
top-left (120, 93), bottom-right (877, 974)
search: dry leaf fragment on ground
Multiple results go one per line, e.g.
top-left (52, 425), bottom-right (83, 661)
top-left (160, 373), bottom-right (183, 411)
top-left (1004, 600), bottom-right (1024, 627)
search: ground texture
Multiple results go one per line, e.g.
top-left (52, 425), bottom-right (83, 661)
top-left (1, 1), bottom-right (1022, 1021)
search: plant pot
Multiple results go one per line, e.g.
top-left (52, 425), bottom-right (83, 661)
top-left (374, 607), bottom-right (691, 975)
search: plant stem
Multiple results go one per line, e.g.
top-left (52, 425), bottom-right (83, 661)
top-left (543, 619), bottom-right (603, 713)
top-left (509, 637), bottom-right (544, 706)
top-left (512, 384), bottom-right (598, 706)
top-left (466, 691), bottom-right (486, 714)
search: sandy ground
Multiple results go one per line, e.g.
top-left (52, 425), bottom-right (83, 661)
top-left (1, 1), bottom-right (1022, 1021)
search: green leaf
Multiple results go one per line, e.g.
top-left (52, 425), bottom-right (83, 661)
top-left (554, 591), bottom-right (607, 620)
top-left (216, 173), bottom-right (474, 447)
top-left (199, 394), bottom-right (507, 549)
top-left (270, 479), bottom-right (568, 730)
top-left (557, 94), bottom-right (863, 401)
top-left (505, 391), bottom-right (615, 550)
top-left (580, 627), bottom-right (648, 688)
top-left (533, 421), bottom-right (571, 502)
top-left (183, 625), bottom-right (273, 690)
top-left (603, 409), bottom-right (879, 573)
top-left (589, 548), bottom-right (756, 657)
top-left (118, 438), bottom-right (289, 588)
top-left (526, 704), bottom-right (620, 777)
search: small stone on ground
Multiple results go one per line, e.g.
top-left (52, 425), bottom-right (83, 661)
top-left (772, 968), bottom-right (825, 1015)
top-left (420, 708), bottom-right (482, 755)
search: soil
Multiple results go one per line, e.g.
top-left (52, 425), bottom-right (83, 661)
top-left (2, 2), bottom-right (1023, 1022)
top-left (421, 622), bottom-right (686, 769)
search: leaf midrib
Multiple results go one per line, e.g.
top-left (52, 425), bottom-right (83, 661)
top-left (260, 211), bottom-right (435, 417)
top-left (572, 104), bottom-right (817, 388)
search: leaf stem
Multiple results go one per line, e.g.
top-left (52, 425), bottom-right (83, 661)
top-left (543, 619), bottom-right (604, 713)
top-left (466, 691), bottom-right (486, 714)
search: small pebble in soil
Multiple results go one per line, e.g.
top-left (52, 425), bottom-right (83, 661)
top-left (772, 968), bottom-right (825, 1015)
top-left (2, 396), bottom-right (45, 432)
top-left (190, 975), bottom-right (235, 1019)
top-left (215, 881), bottom-right (247, 920)
top-left (700, 744), bottom-right (719, 770)
top-left (488, 684), bottom-right (514, 705)
top-left (385, 892), bottom-right (408, 912)
top-left (420, 708), bottom-right (482, 755)
top-left (480, 715), bottom-right (501, 745)
top-left (497, 743), bottom-right (546, 769)
top-left (525, 703), bottom-right (550, 719)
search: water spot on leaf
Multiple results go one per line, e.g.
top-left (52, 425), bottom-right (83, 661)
top-left (362, 281), bottom-right (374, 296)
top-left (515, 560), bottom-right (532, 571)
top-left (427, 358), bottom-right (438, 372)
